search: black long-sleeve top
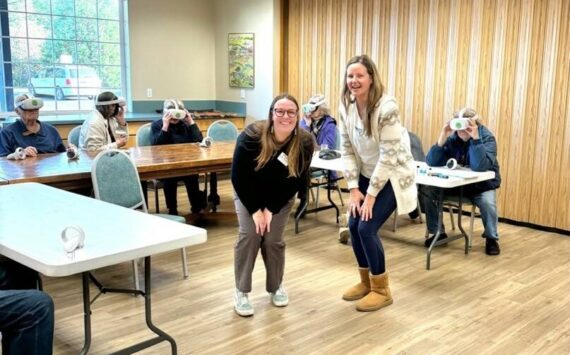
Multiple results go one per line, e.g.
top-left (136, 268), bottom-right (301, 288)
top-left (150, 119), bottom-right (203, 145)
top-left (231, 124), bottom-right (314, 215)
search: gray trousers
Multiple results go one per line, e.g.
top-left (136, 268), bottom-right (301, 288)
top-left (234, 196), bottom-right (295, 293)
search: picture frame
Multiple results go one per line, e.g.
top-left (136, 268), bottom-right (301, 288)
top-left (228, 33), bottom-right (254, 88)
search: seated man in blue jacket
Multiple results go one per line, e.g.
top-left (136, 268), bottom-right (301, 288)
top-left (151, 99), bottom-right (207, 215)
top-left (423, 108), bottom-right (501, 255)
top-left (0, 257), bottom-right (54, 354)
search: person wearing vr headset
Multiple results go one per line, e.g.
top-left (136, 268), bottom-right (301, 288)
top-left (423, 108), bottom-right (502, 255)
top-left (79, 91), bottom-right (129, 151)
top-left (0, 94), bottom-right (65, 157)
top-left (231, 94), bottom-right (314, 317)
top-left (339, 55), bottom-right (417, 312)
top-left (150, 99), bottom-right (207, 215)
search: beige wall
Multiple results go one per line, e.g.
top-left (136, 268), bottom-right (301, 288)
top-left (286, 0), bottom-right (570, 231)
top-left (128, 0), bottom-right (216, 101)
top-left (213, 0), bottom-right (276, 121)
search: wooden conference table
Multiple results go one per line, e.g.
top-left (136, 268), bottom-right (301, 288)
top-left (0, 183), bottom-right (207, 354)
top-left (0, 142), bottom-right (236, 190)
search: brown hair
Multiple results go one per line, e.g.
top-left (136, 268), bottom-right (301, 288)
top-left (341, 54), bottom-right (385, 137)
top-left (245, 94), bottom-right (310, 177)
top-left (96, 91), bottom-right (119, 118)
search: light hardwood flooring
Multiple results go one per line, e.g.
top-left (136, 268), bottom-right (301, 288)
top-left (47, 177), bottom-right (570, 354)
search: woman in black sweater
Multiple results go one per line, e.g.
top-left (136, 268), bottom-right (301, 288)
top-left (231, 94), bottom-right (314, 317)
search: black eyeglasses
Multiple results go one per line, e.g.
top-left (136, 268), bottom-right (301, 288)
top-left (273, 108), bottom-right (298, 118)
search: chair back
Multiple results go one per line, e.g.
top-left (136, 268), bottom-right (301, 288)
top-left (206, 120), bottom-right (238, 142)
top-left (334, 126), bottom-right (341, 150)
top-left (136, 123), bottom-right (153, 147)
top-left (91, 149), bottom-right (148, 212)
top-left (408, 131), bottom-right (425, 162)
top-left (68, 125), bottom-right (81, 146)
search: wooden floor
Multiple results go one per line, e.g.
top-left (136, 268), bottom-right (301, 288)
top-left (47, 177), bottom-right (570, 354)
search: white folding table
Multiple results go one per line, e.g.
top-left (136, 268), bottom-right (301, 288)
top-left (0, 183), bottom-right (207, 354)
top-left (294, 151), bottom-right (344, 233)
top-left (415, 162), bottom-right (495, 269)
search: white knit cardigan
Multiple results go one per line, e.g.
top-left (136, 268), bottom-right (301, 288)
top-left (338, 95), bottom-right (417, 215)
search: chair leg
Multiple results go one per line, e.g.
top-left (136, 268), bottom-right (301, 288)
top-left (181, 248), bottom-right (189, 279)
top-left (132, 259), bottom-right (140, 290)
top-left (309, 187), bottom-right (315, 204)
top-left (315, 183), bottom-right (321, 209)
top-left (336, 185), bottom-right (345, 206)
top-left (392, 210), bottom-right (398, 232)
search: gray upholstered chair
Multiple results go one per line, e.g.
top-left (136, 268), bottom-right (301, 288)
top-left (136, 123), bottom-right (162, 213)
top-left (67, 125), bottom-right (81, 146)
top-left (204, 120), bottom-right (239, 211)
top-left (91, 149), bottom-right (189, 290)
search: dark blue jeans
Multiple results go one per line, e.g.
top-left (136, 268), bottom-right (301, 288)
top-left (0, 290), bottom-right (54, 354)
top-left (348, 176), bottom-right (397, 275)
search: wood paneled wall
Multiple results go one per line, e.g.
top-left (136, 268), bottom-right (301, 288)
top-left (284, 0), bottom-right (570, 231)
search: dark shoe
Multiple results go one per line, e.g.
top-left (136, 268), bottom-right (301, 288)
top-left (485, 238), bottom-right (501, 255)
top-left (168, 209), bottom-right (179, 216)
top-left (424, 233), bottom-right (448, 248)
top-left (408, 208), bottom-right (420, 220)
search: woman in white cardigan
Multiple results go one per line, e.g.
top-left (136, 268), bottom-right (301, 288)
top-left (338, 54), bottom-right (416, 312)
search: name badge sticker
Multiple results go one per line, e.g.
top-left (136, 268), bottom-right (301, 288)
top-left (277, 152), bottom-right (289, 166)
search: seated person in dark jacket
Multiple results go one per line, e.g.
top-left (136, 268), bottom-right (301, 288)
top-left (423, 107), bottom-right (501, 255)
top-left (0, 256), bottom-right (54, 354)
top-left (0, 94), bottom-right (65, 157)
top-left (150, 99), bottom-right (207, 215)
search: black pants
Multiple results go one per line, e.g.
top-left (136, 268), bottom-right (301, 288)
top-left (162, 175), bottom-right (205, 214)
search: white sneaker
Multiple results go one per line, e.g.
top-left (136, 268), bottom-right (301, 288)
top-left (234, 289), bottom-right (254, 317)
top-left (270, 284), bottom-right (289, 307)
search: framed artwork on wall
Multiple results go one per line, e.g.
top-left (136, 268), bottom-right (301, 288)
top-left (228, 33), bottom-right (254, 88)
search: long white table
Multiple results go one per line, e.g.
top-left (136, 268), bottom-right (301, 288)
top-left (415, 162), bottom-right (495, 269)
top-left (0, 183), bottom-right (207, 354)
top-left (294, 151), bottom-right (344, 233)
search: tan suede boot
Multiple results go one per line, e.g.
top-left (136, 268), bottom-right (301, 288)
top-left (342, 268), bottom-right (371, 301)
top-left (356, 272), bottom-right (393, 312)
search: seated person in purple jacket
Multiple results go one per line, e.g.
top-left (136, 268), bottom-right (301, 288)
top-left (423, 108), bottom-right (501, 255)
top-left (150, 99), bottom-right (207, 215)
top-left (0, 94), bottom-right (65, 157)
top-left (299, 94), bottom-right (338, 180)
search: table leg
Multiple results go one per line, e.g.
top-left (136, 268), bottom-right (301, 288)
top-left (325, 170), bottom-right (339, 223)
top-left (456, 187), bottom-right (470, 254)
top-left (426, 189), bottom-right (445, 270)
top-left (79, 272), bottom-right (92, 355)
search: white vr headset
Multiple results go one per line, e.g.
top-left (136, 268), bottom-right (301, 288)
top-left (302, 95), bottom-right (326, 114)
top-left (15, 97), bottom-right (44, 110)
top-left (166, 100), bottom-right (186, 120)
top-left (94, 97), bottom-right (126, 107)
top-left (450, 107), bottom-right (478, 131)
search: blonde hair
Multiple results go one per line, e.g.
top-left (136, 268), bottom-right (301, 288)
top-left (341, 54), bottom-right (385, 137)
top-left (245, 94), bottom-right (311, 177)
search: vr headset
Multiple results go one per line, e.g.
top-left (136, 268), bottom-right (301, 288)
top-left (95, 95), bottom-right (126, 116)
top-left (15, 97), bottom-right (44, 111)
top-left (302, 95), bottom-right (326, 114)
top-left (318, 149), bottom-right (341, 160)
top-left (450, 107), bottom-right (478, 131)
top-left (166, 100), bottom-right (186, 120)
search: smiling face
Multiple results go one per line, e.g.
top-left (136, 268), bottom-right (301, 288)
top-left (346, 63), bottom-right (373, 102)
top-left (272, 98), bottom-right (298, 142)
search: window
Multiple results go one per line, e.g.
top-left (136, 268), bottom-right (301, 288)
top-left (0, 0), bottom-right (127, 114)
